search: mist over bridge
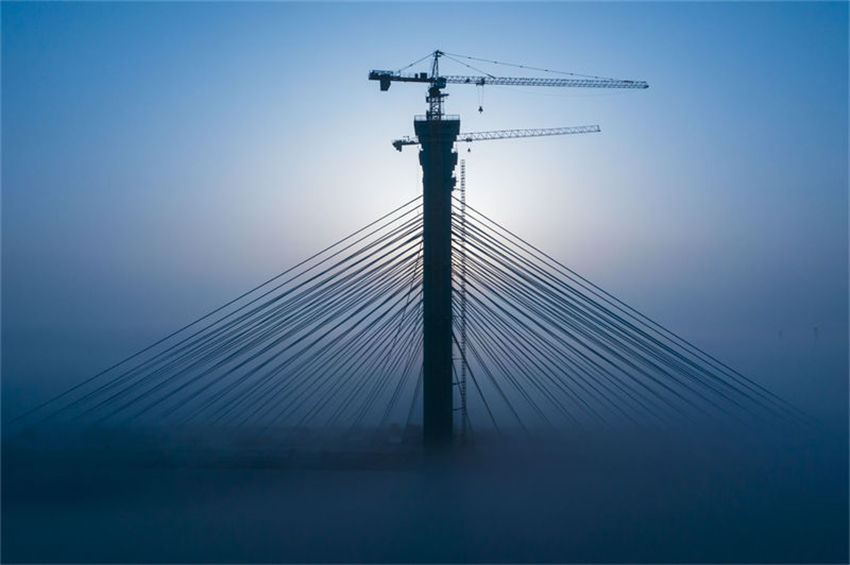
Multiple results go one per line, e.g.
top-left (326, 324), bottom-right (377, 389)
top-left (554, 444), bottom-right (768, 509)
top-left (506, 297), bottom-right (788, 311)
top-left (11, 194), bottom-right (804, 444)
top-left (9, 51), bottom-right (806, 446)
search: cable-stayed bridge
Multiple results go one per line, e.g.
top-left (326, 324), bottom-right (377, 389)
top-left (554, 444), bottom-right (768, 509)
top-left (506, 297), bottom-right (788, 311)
top-left (9, 51), bottom-right (807, 446)
top-left (12, 195), bottom-right (804, 443)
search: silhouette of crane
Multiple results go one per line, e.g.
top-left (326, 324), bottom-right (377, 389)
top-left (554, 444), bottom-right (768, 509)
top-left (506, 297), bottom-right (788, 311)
top-left (392, 125), bottom-right (602, 152)
top-left (369, 50), bottom-right (648, 120)
top-left (370, 50), bottom-right (649, 446)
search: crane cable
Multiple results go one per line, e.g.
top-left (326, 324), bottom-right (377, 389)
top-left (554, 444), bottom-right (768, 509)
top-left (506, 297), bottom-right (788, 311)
top-left (395, 51), bottom-right (437, 74)
top-left (442, 51), bottom-right (627, 82)
top-left (395, 50), bottom-right (628, 83)
top-left (441, 53), bottom-right (496, 78)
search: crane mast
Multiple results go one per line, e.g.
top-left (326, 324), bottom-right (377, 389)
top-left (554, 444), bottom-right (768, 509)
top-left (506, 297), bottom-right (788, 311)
top-left (370, 50), bottom-right (648, 447)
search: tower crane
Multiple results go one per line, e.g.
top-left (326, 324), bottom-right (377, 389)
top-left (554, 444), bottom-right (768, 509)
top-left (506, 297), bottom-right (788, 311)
top-left (369, 50), bottom-right (648, 447)
top-left (370, 50), bottom-right (648, 120)
top-left (391, 125), bottom-right (601, 151)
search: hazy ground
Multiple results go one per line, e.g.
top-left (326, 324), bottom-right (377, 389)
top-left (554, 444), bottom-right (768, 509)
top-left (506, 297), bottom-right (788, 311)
top-left (2, 424), bottom-right (847, 563)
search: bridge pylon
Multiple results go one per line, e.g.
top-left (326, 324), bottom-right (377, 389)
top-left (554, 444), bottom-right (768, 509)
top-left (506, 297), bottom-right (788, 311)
top-left (416, 112), bottom-right (459, 447)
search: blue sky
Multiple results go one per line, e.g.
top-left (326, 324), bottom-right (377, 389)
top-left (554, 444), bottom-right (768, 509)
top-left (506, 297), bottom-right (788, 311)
top-left (2, 2), bottom-right (847, 425)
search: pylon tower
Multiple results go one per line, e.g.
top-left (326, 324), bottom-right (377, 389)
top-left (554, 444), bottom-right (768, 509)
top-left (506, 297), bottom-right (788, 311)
top-left (417, 84), bottom-right (459, 446)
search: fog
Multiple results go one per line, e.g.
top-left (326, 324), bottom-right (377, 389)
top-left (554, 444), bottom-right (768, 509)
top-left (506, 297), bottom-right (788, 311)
top-left (2, 2), bottom-right (847, 562)
top-left (3, 421), bottom-right (846, 563)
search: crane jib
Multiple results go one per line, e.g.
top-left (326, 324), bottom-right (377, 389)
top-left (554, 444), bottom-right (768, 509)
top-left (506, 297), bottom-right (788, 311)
top-left (442, 75), bottom-right (648, 88)
top-left (369, 71), bottom-right (648, 90)
top-left (390, 126), bottom-right (602, 151)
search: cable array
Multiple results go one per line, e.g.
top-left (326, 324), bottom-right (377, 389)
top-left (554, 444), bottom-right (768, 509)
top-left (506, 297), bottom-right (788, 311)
top-left (16, 198), bottom-right (425, 436)
top-left (13, 194), bottom-right (806, 441)
top-left (450, 198), bottom-right (807, 432)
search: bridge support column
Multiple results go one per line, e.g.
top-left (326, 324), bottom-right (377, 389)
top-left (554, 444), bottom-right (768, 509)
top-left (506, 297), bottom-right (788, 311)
top-left (415, 116), bottom-right (459, 447)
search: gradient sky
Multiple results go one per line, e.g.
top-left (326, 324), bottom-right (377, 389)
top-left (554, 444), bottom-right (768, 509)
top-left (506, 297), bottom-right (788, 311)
top-left (2, 2), bottom-right (847, 427)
